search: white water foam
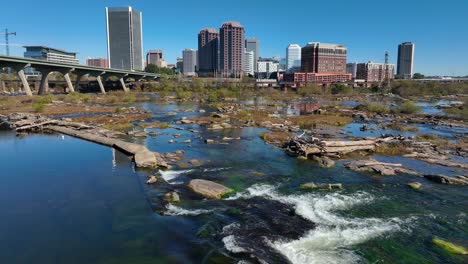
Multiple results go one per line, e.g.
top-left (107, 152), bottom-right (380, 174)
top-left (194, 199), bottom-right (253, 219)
top-left (224, 184), bottom-right (277, 200)
top-left (229, 184), bottom-right (414, 264)
top-left (164, 204), bottom-right (213, 216)
top-left (223, 235), bottom-right (247, 253)
top-left (203, 167), bottom-right (232, 172)
top-left (159, 169), bottom-right (193, 184)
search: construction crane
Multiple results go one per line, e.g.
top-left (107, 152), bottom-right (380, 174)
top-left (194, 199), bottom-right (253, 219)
top-left (1, 29), bottom-right (16, 74)
top-left (1, 28), bottom-right (17, 56)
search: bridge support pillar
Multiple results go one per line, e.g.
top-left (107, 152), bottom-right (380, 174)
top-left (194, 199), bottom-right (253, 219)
top-left (17, 68), bottom-right (33, 96)
top-left (74, 72), bottom-right (86, 91)
top-left (38, 69), bottom-right (52, 95)
top-left (63, 72), bottom-right (75, 93)
top-left (119, 77), bottom-right (129, 92)
top-left (96, 75), bottom-right (106, 94)
top-left (1, 80), bottom-right (6, 93)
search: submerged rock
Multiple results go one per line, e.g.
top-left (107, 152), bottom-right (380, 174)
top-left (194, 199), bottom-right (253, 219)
top-left (146, 175), bottom-right (158, 184)
top-left (164, 192), bottom-right (180, 203)
top-left (300, 182), bottom-right (343, 191)
top-left (432, 238), bottom-right (467, 255)
top-left (424, 174), bottom-right (468, 186)
top-left (218, 197), bottom-right (316, 263)
top-left (188, 179), bottom-right (233, 199)
top-left (407, 181), bottom-right (422, 190)
top-left (312, 156), bottom-right (335, 168)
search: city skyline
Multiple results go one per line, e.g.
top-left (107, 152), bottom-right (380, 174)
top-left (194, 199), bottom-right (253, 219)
top-left (1, 0), bottom-right (468, 75)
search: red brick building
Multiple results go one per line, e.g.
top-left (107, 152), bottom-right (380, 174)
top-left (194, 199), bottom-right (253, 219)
top-left (301, 42), bottom-right (347, 73)
top-left (283, 72), bottom-right (352, 86)
top-left (219, 21), bottom-right (245, 77)
top-left (283, 42), bottom-right (350, 87)
top-left (86, 58), bottom-right (108, 68)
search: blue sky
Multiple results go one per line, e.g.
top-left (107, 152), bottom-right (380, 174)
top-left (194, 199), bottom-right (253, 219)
top-left (1, 0), bottom-right (467, 76)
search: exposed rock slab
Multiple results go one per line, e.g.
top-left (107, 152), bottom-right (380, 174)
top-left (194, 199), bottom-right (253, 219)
top-left (344, 159), bottom-right (418, 176)
top-left (424, 174), bottom-right (468, 186)
top-left (188, 179), bottom-right (233, 199)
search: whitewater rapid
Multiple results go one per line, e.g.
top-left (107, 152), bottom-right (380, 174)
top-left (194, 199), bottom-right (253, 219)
top-left (227, 184), bottom-right (414, 264)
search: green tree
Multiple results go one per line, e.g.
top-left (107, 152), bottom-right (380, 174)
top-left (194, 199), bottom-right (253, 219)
top-left (413, 73), bottom-right (425, 79)
top-left (145, 64), bottom-right (175, 75)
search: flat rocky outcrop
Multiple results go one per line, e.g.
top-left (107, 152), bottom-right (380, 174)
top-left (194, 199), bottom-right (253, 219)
top-left (344, 159), bottom-right (418, 176)
top-left (188, 179), bottom-right (233, 199)
top-left (424, 174), bottom-right (468, 186)
top-left (3, 113), bottom-right (167, 169)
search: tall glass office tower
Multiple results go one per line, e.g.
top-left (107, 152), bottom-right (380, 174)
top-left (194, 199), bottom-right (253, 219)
top-left (286, 44), bottom-right (301, 72)
top-left (106, 6), bottom-right (143, 71)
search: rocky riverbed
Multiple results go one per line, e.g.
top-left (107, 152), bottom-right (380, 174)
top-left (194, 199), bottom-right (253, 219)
top-left (0, 92), bottom-right (467, 263)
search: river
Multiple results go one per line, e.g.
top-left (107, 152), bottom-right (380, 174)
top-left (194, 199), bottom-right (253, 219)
top-left (0, 100), bottom-right (466, 264)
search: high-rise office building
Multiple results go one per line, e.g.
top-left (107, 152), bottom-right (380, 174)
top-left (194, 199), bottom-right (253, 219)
top-left (220, 21), bottom-right (245, 77)
top-left (245, 38), bottom-right (259, 72)
top-left (182, 49), bottom-right (197, 76)
top-left (146, 50), bottom-right (163, 65)
top-left (286, 44), bottom-right (301, 72)
top-left (243, 49), bottom-right (254, 76)
top-left (106, 6), bottom-right (143, 71)
top-left (346, 63), bottom-right (357, 79)
top-left (301, 42), bottom-right (347, 73)
top-left (176, 57), bottom-right (183, 73)
top-left (397, 42), bottom-right (415, 79)
top-left (198, 28), bottom-right (219, 75)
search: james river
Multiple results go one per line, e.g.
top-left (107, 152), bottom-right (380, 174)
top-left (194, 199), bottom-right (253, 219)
top-left (0, 100), bottom-right (466, 264)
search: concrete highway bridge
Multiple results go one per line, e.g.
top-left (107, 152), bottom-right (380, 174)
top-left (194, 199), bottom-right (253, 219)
top-left (0, 55), bottom-right (159, 96)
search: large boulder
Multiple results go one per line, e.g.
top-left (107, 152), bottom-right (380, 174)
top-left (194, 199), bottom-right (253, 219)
top-left (164, 192), bottom-right (180, 203)
top-left (407, 181), bottom-right (422, 190)
top-left (188, 179), bottom-right (233, 199)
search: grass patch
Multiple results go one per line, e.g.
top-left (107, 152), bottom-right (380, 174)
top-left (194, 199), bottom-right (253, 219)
top-left (288, 114), bottom-right (353, 128)
top-left (34, 94), bottom-right (55, 104)
top-left (104, 122), bottom-right (133, 131)
top-left (375, 145), bottom-right (412, 155)
top-left (386, 123), bottom-right (419, 132)
top-left (32, 102), bottom-right (46, 112)
top-left (444, 105), bottom-right (467, 120)
top-left (139, 122), bottom-right (170, 129)
top-left (394, 101), bottom-right (421, 114)
top-left (64, 92), bottom-right (92, 104)
top-left (416, 134), bottom-right (449, 146)
top-left (259, 131), bottom-right (292, 144)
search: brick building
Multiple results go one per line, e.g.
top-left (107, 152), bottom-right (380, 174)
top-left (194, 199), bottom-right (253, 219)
top-left (219, 21), bottom-right (245, 77)
top-left (283, 42), bottom-right (350, 86)
top-left (356, 62), bottom-right (395, 83)
top-left (301, 42), bottom-right (347, 73)
top-left (86, 58), bottom-right (108, 68)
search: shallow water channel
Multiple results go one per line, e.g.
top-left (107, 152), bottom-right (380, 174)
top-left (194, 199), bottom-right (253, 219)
top-left (0, 100), bottom-right (467, 264)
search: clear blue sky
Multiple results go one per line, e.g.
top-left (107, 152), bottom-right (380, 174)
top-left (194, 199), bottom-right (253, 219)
top-left (1, 0), bottom-right (467, 76)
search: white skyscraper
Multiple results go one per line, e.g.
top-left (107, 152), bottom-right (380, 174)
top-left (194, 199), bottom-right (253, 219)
top-left (182, 49), bottom-right (197, 76)
top-left (286, 44), bottom-right (301, 72)
top-left (243, 49), bottom-right (254, 76)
